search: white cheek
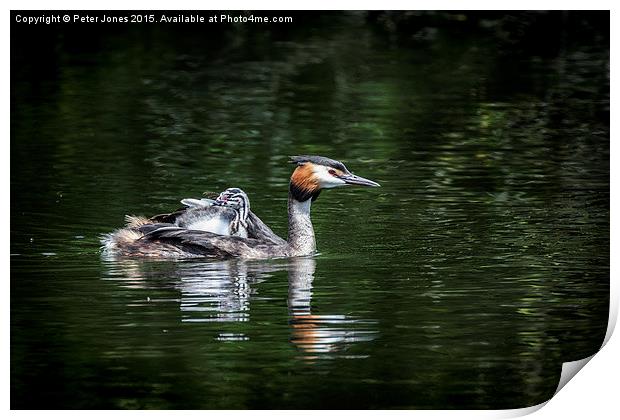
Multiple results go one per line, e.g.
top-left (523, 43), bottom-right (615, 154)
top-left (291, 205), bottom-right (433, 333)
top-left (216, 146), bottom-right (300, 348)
top-left (314, 166), bottom-right (346, 189)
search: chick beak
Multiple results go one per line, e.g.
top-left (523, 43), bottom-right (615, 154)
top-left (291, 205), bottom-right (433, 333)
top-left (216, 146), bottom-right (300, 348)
top-left (340, 172), bottom-right (381, 187)
top-left (214, 196), bottom-right (229, 206)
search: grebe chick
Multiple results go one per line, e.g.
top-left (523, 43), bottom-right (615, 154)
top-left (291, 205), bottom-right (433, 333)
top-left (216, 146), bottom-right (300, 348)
top-left (101, 155), bottom-right (380, 259)
top-left (147, 188), bottom-right (285, 244)
top-left (177, 188), bottom-right (250, 237)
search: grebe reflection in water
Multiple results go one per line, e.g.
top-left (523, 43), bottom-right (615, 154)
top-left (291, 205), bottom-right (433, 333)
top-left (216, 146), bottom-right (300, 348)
top-left (102, 256), bottom-right (377, 356)
top-left (287, 258), bottom-right (378, 359)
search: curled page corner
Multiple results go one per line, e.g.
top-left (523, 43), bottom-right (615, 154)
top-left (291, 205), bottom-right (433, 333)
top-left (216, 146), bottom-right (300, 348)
top-left (498, 354), bottom-right (600, 418)
top-left (551, 293), bottom-right (617, 398)
top-left (554, 355), bottom-right (595, 396)
top-left (499, 298), bottom-right (617, 418)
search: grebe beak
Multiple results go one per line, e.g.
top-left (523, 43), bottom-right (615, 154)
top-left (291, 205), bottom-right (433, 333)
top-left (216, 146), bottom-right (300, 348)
top-left (340, 173), bottom-right (381, 187)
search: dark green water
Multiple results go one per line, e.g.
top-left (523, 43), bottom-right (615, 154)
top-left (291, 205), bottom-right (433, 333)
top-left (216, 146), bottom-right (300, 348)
top-left (11, 12), bottom-right (609, 409)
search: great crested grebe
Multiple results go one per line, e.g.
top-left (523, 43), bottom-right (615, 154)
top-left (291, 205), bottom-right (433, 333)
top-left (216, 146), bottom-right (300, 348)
top-left (101, 155), bottom-right (380, 259)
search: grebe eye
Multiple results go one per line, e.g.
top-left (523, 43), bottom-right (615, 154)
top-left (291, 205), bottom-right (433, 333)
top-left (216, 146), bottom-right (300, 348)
top-left (328, 169), bottom-right (337, 176)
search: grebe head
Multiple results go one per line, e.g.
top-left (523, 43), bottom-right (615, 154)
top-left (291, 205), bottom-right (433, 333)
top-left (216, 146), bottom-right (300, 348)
top-left (289, 155), bottom-right (380, 202)
top-left (214, 188), bottom-right (250, 209)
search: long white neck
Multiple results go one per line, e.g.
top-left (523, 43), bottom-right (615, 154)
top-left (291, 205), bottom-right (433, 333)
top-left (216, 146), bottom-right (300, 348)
top-left (287, 193), bottom-right (316, 256)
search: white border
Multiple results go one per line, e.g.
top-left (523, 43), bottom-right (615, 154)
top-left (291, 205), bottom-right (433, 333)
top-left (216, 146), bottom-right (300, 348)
top-left (0, 1), bottom-right (616, 11)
